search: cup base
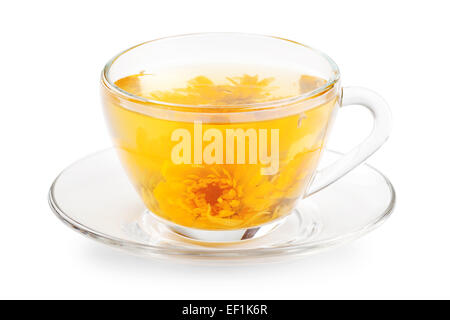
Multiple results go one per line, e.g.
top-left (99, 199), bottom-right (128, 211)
top-left (143, 209), bottom-right (288, 242)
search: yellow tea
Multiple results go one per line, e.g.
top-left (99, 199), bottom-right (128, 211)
top-left (103, 66), bottom-right (338, 230)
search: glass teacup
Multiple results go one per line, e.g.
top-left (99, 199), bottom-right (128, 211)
top-left (101, 33), bottom-right (391, 241)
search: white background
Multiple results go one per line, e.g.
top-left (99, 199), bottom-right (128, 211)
top-left (1, 0), bottom-right (449, 299)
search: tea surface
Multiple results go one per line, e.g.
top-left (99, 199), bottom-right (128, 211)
top-left (115, 65), bottom-right (326, 106)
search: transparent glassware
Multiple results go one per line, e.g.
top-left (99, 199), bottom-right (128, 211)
top-left (99, 33), bottom-right (392, 242)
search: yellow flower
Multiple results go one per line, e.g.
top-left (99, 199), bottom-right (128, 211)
top-left (143, 144), bottom-right (321, 230)
top-left (147, 74), bottom-right (279, 106)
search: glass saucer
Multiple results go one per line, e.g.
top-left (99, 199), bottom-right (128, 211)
top-left (48, 148), bottom-right (395, 263)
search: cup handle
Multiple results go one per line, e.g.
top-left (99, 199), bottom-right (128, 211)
top-left (305, 86), bottom-right (392, 196)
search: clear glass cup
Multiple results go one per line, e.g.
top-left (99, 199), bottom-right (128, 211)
top-left (101, 33), bottom-right (391, 241)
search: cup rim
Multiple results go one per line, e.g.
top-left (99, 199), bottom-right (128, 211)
top-left (102, 32), bottom-right (341, 110)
